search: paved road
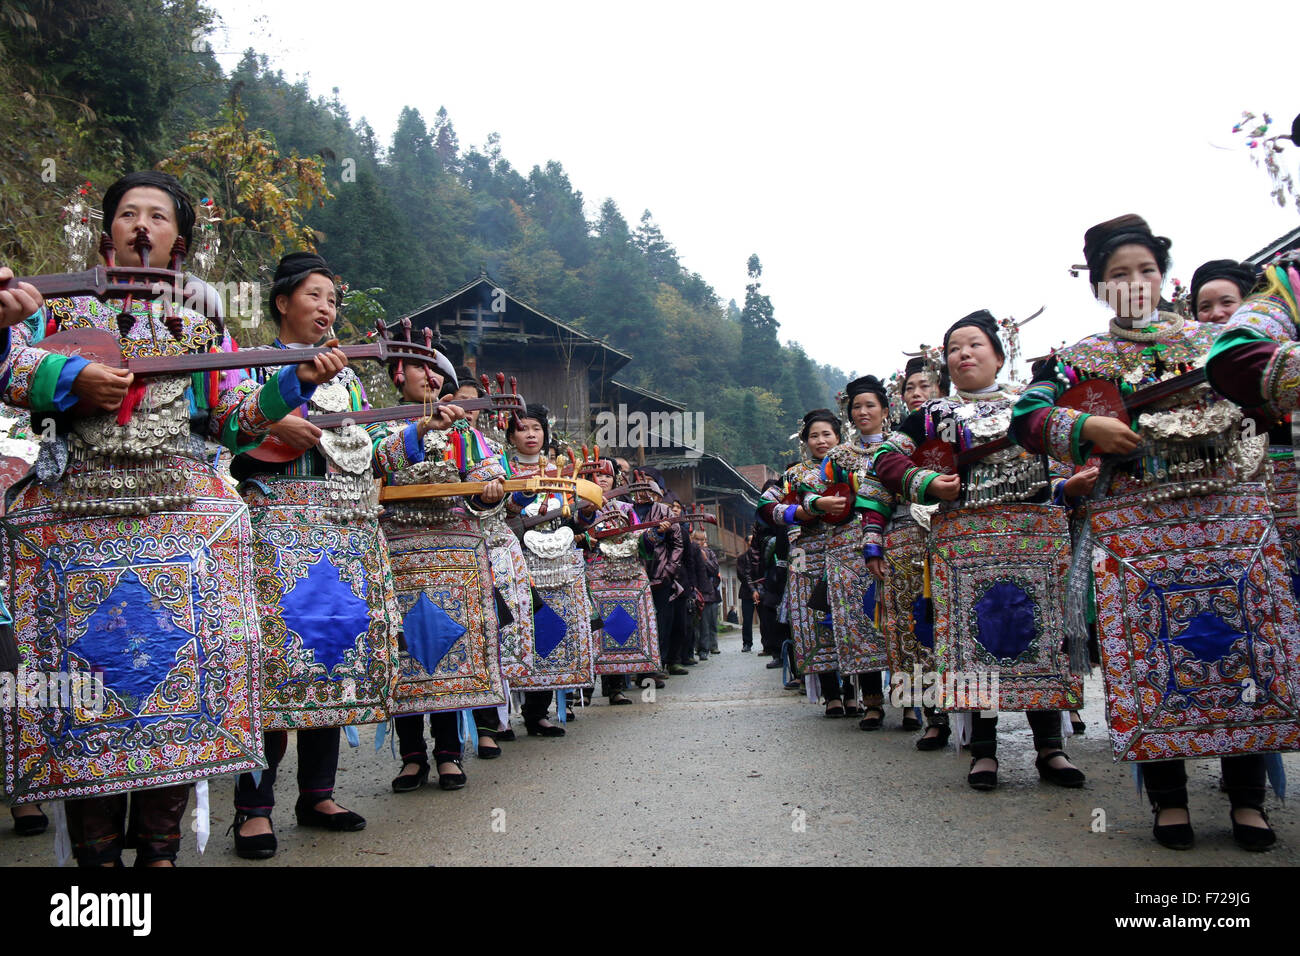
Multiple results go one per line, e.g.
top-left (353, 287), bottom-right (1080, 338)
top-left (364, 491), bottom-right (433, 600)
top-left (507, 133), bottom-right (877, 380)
top-left (3, 624), bottom-right (1296, 866)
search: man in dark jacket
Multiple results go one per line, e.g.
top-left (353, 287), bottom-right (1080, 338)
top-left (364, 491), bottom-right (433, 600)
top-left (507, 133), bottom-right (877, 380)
top-left (635, 475), bottom-right (689, 675)
top-left (677, 519), bottom-right (702, 664)
top-left (692, 531), bottom-right (722, 658)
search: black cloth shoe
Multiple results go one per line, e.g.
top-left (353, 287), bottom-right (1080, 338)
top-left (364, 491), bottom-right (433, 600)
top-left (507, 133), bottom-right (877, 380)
top-left (391, 761), bottom-right (430, 792)
top-left (1152, 805), bottom-right (1193, 850)
top-left (228, 811), bottom-right (277, 860)
top-left (294, 798), bottom-right (366, 831)
top-left (765, 659), bottom-right (782, 669)
top-left (438, 759), bottom-right (468, 790)
top-left (525, 719), bottom-right (566, 737)
top-left (10, 806), bottom-right (48, 837)
top-left (477, 728), bottom-right (502, 759)
top-left (858, 707), bottom-right (884, 731)
top-left (1035, 750), bottom-right (1085, 788)
top-left (1230, 807), bottom-right (1275, 852)
top-left (915, 725), bottom-right (950, 751)
top-left (967, 756), bottom-right (998, 791)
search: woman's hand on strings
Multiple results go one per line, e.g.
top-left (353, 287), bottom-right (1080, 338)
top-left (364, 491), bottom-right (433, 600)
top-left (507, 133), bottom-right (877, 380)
top-left (1081, 415), bottom-right (1141, 454)
top-left (813, 495), bottom-right (848, 515)
top-left (296, 345), bottom-right (349, 385)
top-left (1063, 465), bottom-right (1100, 499)
top-left (480, 478), bottom-right (505, 504)
top-left (866, 556), bottom-right (885, 581)
top-left (269, 414), bottom-right (322, 450)
top-left (417, 402), bottom-right (464, 437)
top-left (71, 363), bottom-right (133, 412)
top-left (929, 473), bottom-right (961, 501)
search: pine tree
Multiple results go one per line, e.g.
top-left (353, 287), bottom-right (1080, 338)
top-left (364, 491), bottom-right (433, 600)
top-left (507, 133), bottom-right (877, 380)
top-left (739, 254), bottom-right (782, 388)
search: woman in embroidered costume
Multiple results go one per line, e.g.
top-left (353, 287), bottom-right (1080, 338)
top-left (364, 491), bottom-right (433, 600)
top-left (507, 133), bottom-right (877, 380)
top-left (227, 252), bottom-right (418, 859)
top-left (504, 404), bottom-right (592, 736)
top-left (0, 173), bottom-right (343, 866)
top-left (757, 410), bottom-right (857, 717)
top-left (374, 353), bottom-right (510, 796)
top-left (821, 377), bottom-right (895, 730)
top-left (0, 267), bottom-right (43, 837)
top-left (872, 310), bottom-right (1090, 792)
top-left (1191, 259), bottom-right (1259, 325)
top-left (628, 468), bottom-right (685, 677)
top-left (447, 371), bottom-right (524, 748)
top-left (1013, 216), bottom-right (1294, 851)
top-left (880, 356), bottom-right (950, 749)
top-left (435, 373), bottom-right (532, 746)
top-left (571, 454), bottom-right (658, 704)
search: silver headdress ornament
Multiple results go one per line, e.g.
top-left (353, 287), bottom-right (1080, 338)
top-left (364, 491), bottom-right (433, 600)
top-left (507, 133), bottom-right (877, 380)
top-left (1225, 110), bottom-right (1300, 214)
top-left (191, 198), bottom-right (222, 279)
top-left (61, 182), bottom-right (99, 272)
top-left (891, 342), bottom-right (945, 423)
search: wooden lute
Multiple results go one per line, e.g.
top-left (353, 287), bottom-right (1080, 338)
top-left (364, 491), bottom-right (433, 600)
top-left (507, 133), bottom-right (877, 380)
top-left (0, 264), bottom-right (187, 302)
top-left (380, 475), bottom-right (605, 511)
top-left (589, 511), bottom-right (716, 540)
top-left (245, 387), bottom-right (526, 464)
top-left (37, 326), bottom-right (446, 380)
top-left (909, 368), bottom-right (1208, 474)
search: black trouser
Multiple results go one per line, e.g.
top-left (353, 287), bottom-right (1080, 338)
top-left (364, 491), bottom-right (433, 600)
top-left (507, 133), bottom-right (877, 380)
top-left (473, 707), bottom-right (502, 732)
top-left (652, 583), bottom-right (677, 662)
top-left (654, 584), bottom-right (689, 664)
top-left (601, 675), bottom-right (627, 697)
top-left (741, 598), bottom-right (755, 649)
top-left (523, 690), bottom-right (554, 723)
top-left (756, 602), bottom-right (788, 658)
top-left (820, 671), bottom-right (883, 703)
top-left (1141, 756), bottom-right (1267, 810)
top-left (670, 596), bottom-right (689, 662)
top-left (65, 785), bottom-right (190, 867)
top-left (860, 671), bottom-right (883, 699)
top-left (394, 711), bottom-right (462, 767)
top-left (233, 727), bottom-right (340, 816)
top-left (969, 710), bottom-right (1062, 760)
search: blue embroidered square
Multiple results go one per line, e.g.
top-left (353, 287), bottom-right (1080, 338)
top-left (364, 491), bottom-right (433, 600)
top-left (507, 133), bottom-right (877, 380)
top-left (601, 605), bottom-right (638, 647)
top-left (74, 569), bottom-right (196, 714)
top-left (402, 593), bottom-right (466, 673)
top-left (534, 601), bottom-right (568, 658)
top-left (280, 554), bottom-right (371, 673)
top-left (973, 581), bottom-right (1036, 662)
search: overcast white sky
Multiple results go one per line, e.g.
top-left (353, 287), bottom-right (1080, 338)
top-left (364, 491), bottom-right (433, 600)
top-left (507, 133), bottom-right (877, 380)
top-left (208, 0), bottom-right (1300, 381)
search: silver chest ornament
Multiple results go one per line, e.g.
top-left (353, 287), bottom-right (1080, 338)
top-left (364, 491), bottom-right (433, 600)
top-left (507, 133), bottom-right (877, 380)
top-left (58, 377), bottom-right (202, 516)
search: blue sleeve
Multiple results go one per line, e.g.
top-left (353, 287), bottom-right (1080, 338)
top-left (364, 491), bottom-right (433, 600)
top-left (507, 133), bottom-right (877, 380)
top-left (402, 423), bottom-right (425, 465)
top-left (274, 365), bottom-right (316, 408)
top-left (48, 354), bottom-right (91, 411)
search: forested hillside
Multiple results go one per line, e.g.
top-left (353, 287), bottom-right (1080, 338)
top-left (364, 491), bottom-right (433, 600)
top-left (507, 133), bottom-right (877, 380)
top-left (0, 0), bottom-right (851, 469)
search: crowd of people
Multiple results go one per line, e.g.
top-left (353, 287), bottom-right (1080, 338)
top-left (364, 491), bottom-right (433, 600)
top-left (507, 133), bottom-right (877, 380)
top-left (737, 213), bottom-right (1297, 854)
top-left (1, 172), bottom-right (1298, 864)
